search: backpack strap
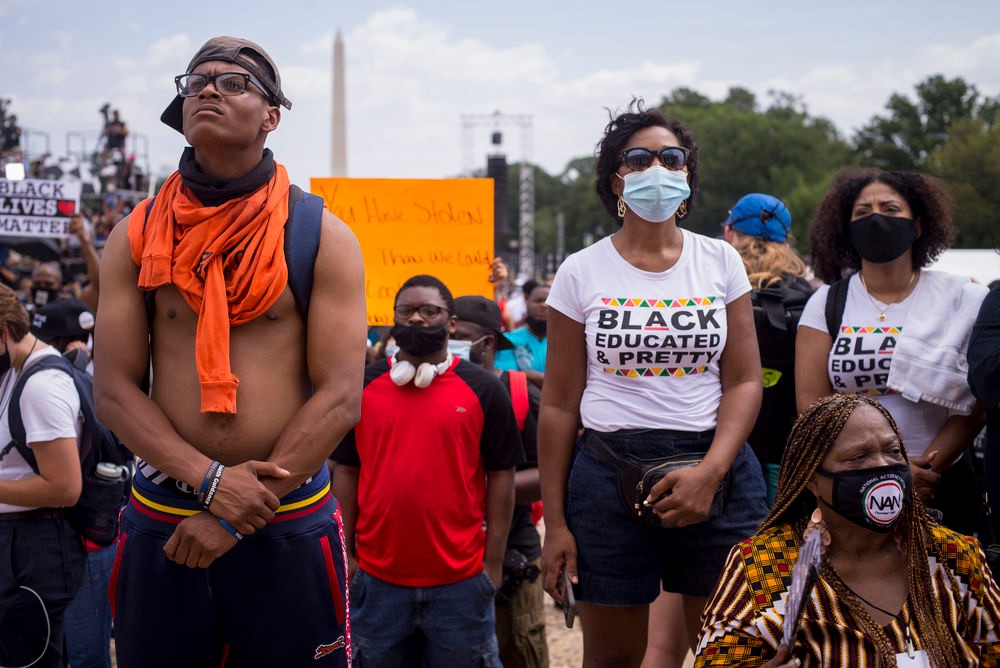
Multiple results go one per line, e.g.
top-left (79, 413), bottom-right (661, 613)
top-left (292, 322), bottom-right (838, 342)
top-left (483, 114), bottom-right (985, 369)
top-left (824, 278), bottom-right (850, 338)
top-left (283, 185), bottom-right (324, 320)
top-left (508, 370), bottom-right (529, 433)
top-left (7, 355), bottom-right (77, 473)
top-left (142, 196), bottom-right (157, 330)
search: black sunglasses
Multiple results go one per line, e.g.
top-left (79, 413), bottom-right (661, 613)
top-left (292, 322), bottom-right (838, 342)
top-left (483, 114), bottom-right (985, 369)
top-left (619, 146), bottom-right (690, 171)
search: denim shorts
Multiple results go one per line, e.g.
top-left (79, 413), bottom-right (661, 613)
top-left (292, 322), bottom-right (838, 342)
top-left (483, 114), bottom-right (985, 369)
top-left (350, 569), bottom-right (501, 668)
top-left (566, 428), bottom-right (767, 605)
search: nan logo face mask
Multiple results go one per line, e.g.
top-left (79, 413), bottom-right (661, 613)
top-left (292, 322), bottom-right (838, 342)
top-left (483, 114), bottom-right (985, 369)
top-left (816, 463), bottom-right (911, 533)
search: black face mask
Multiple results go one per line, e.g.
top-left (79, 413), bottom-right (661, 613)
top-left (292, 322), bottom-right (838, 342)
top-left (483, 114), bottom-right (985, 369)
top-left (849, 214), bottom-right (917, 264)
top-left (526, 315), bottom-right (547, 337)
top-left (391, 324), bottom-right (449, 357)
top-left (816, 463), bottom-right (911, 533)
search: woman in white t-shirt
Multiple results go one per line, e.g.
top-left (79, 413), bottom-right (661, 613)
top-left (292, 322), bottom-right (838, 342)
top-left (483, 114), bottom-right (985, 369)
top-left (796, 168), bottom-right (987, 532)
top-left (538, 100), bottom-right (768, 666)
top-left (0, 286), bottom-right (85, 667)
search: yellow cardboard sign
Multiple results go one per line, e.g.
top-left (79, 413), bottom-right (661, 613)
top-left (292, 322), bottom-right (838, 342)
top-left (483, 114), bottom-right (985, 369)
top-left (310, 178), bottom-right (495, 326)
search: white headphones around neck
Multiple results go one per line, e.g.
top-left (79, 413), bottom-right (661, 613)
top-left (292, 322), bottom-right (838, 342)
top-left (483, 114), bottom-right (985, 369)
top-left (389, 352), bottom-right (453, 389)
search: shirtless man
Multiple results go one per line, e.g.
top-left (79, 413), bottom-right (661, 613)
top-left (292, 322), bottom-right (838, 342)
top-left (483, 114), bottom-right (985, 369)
top-left (94, 37), bottom-right (366, 668)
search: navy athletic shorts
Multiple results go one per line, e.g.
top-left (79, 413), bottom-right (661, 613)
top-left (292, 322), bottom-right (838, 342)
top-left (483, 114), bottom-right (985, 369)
top-left (111, 464), bottom-right (350, 667)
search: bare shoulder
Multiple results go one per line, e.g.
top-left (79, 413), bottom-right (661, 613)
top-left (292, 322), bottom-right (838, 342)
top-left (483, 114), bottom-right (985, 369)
top-left (97, 214), bottom-right (142, 299)
top-left (318, 209), bottom-right (362, 260)
top-left (104, 212), bottom-right (133, 256)
top-left (314, 209), bottom-right (364, 289)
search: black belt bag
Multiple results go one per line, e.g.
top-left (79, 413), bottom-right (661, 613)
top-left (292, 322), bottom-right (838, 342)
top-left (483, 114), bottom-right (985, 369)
top-left (583, 430), bottom-right (732, 528)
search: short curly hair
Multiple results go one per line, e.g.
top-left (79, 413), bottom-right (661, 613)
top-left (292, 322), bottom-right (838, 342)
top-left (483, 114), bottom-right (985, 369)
top-left (594, 98), bottom-right (699, 226)
top-left (808, 167), bottom-right (954, 285)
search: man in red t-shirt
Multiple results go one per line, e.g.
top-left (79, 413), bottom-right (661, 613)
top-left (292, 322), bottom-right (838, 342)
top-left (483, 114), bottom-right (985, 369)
top-left (332, 275), bottom-right (522, 667)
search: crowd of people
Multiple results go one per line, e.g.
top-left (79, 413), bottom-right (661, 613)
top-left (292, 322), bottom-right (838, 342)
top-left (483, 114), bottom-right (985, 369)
top-left (1, 34), bottom-right (999, 668)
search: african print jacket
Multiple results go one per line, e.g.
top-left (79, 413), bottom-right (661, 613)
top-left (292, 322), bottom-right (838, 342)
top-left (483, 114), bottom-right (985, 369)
top-left (695, 523), bottom-right (1000, 667)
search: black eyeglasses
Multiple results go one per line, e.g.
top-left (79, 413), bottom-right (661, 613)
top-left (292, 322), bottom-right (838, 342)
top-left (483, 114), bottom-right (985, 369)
top-left (174, 72), bottom-right (268, 99)
top-left (394, 304), bottom-right (450, 319)
top-left (620, 146), bottom-right (690, 171)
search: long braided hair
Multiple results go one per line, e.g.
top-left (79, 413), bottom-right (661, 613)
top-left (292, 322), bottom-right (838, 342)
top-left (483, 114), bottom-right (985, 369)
top-left (762, 394), bottom-right (961, 667)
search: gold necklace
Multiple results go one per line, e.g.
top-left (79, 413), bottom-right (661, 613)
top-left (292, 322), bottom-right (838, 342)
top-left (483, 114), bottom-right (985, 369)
top-left (858, 271), bottom-right (918, 321)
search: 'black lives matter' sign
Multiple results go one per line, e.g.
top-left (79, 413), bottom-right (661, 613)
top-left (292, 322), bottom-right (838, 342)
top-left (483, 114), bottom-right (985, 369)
top-left (0, 178), bottom-right (81, 239)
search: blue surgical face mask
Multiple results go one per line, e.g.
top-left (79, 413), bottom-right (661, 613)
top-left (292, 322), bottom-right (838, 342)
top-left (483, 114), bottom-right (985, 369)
top-left (447, 339), bottom-right (472, 361)
top-left (619, 166), bottom-right (691, 223)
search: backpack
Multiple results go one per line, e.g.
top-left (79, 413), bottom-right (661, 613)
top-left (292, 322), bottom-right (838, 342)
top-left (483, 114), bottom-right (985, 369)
top-left (506, 369), bottom-right (544, 524)
top-left (142, 184), bottom-right (324, 320)
top-left (508, 370), bottom-right (529, 432)
top-left (824, 277), bottom-right (850, 337)
top-left (5, 354), bottom-right (133, 546)
top-left (748, 275), bottom-right (815, 463)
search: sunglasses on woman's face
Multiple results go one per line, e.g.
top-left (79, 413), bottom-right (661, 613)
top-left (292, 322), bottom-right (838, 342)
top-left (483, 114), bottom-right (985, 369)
top-left (619, 146), bottom-right (690, 171)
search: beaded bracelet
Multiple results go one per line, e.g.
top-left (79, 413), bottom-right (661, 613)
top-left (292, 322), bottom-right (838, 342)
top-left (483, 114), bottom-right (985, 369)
top-left (217, 518), bottom-right (244, 541)
top-left (200, 462), bottom-right (226, 510)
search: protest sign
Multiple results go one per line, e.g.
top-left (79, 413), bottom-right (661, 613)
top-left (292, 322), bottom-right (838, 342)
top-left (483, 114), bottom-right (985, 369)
top-left (0, 178), bottom-right (81, 239)
top-left (310, 178), bottom-right (495, 326)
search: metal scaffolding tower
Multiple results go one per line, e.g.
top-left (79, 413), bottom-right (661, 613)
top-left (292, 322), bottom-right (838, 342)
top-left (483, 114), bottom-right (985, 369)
top-left (460, 112), bottom-right (535, 280)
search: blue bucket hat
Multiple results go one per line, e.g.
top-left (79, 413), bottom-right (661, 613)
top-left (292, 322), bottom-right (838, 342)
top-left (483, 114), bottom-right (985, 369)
top-left (724, 193), bottom-right (791, 242)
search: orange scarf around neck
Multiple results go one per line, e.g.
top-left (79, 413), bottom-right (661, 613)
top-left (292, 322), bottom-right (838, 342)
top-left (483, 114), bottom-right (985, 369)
top-left (128, 164), bottom-right (291, 414)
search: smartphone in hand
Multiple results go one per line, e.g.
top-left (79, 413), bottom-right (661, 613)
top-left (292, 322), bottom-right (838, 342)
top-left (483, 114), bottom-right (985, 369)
top-left (560, 568), bottom-right (577, 629)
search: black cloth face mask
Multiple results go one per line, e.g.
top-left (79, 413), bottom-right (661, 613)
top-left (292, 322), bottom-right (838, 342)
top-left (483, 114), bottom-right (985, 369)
top-left (391, 325), bottom-right (449, 357)
top-left (849, 213), bottom-right (917, 263)
top-left (816, 463), bottom-right (911, 533)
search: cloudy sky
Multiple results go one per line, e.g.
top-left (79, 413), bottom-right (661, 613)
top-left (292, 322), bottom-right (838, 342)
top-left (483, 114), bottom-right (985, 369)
top-left (3, 0), bottom-right (1000, 188)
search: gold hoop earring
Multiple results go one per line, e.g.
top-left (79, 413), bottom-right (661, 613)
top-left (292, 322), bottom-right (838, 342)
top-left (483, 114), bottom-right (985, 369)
top-left (676, 200), bottom-right (688, 219)
top-left (617, 196), bottom-right (626, 219)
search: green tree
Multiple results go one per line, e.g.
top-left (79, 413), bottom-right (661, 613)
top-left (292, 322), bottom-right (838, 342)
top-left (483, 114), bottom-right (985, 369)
top-left (854, 75), bottom-right (998, 170)
top-left (659, 86), bottom-right (852, 249)
top-left (929, 118), bottom-right (1000, 249)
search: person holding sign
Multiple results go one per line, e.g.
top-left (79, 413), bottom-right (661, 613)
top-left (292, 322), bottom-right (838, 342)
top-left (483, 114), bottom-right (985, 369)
top-left (94, 36), bottom-right (366, 668)
top-left (696, 393), bottom-right (1000, 667)
top-left (795, 169), bottom-right (987, 533)
top-left (538, 99), bottom-right (767, 666)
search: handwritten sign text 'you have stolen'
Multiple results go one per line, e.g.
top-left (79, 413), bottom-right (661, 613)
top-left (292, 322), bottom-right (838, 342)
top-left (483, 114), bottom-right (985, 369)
top-left (310, 178), bottom-right (495, 326)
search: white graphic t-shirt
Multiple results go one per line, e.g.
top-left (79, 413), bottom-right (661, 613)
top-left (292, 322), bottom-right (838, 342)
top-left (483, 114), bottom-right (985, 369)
top-left (0, 347), bottom-right (82, 513)
top-left (547, 230), bottom-right (750, 432)
top-left (798, 273), bottom-right (949, 458)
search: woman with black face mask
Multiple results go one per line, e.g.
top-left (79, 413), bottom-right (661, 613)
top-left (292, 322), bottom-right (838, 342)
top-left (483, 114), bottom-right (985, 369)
top-left (696, 393), bottom-right (1000, 667)
top-left (795, 168), bottom-right (987, 535)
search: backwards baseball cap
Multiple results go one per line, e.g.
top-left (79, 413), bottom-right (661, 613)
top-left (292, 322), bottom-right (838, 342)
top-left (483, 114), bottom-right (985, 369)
top-left (30, 298), bottom-right (95, 343)
top-left (724, 193), bottom-right (792, 243)
top-left (161, 36), bottom-right (293, 134)
top-left (454, 296), bottom-right (514, 350)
